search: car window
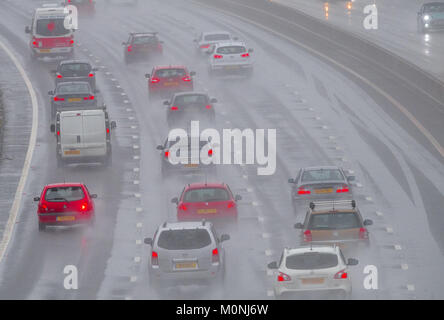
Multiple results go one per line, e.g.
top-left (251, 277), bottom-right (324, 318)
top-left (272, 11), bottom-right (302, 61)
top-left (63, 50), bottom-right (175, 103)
top-left (308, 212), bottom-right (361, 230)
top-left (156, 229), bottom-right (212, 250)
top-left (35, 18), bottom-right (70, 36)
top-left (301, 169), bottom-right (344, 182)
top-left (424, 4), bottom-right (444, 12)
top-left (133, 36), bottom-right (157, 45)
top-left (216, 46), bottom-right (246, 54)
top-left (60, 63), bottom-right (91, 75)
top-left (286, 252), bottom-right (338, 270)
top-left (45, 186), bottom-right (85, 202)
top-left (154, 69), bottom-right (186, 78)
top-left (174, 95), bottom-right (208, 106)
top-left (204, 34), bottom-right (231, 41)
top-left (57, 83), bottom-right (90, 94)
top-left (183, 188), bottom-right (230, 202)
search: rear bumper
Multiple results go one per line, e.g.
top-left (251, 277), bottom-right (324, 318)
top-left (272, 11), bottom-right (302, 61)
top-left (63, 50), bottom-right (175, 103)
top-left (292, 193), bottom-right (353, 208)
top-left (177, 211), bottom-right (238, 221)
top-left (275, 284), bottom-right (351, 297)
top-left (59, 153), bottom-right (109, 163)
top-left (38, 212), bottom-right (93, 225)
top-left (32, 47), bottom-right (73, 56)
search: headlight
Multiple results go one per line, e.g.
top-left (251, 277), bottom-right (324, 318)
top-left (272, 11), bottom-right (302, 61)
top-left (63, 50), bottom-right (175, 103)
top-left (423, 15), bottom-right (431, 21)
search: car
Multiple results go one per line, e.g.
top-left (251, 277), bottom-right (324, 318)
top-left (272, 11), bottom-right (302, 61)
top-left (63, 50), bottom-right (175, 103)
top-left (267, 245), bottom-right (358, 299)
top-left (52, 60), bottom-right (98, 90)
top-left (207, 41), bottom-right (253, 77)
top-left (193, 31), bottom-right (236, 55)
top-left (48, 81), bottom-right (98, 119)
top-left (156, 134), bottom-right (217, 177)
top-left (288, 166), bottom-right (355, 212)
top-left (171, 182), bottom-right (242, 222)
top-left (33, 183), bottom-right (97, 231)
top-left (144, 220), bottom-right (230, 286)
top-left (294, 200), bottom-right (373, 249)
top-left (106, 0), bottom-right (138, 6)
top-left (145, 66), bottom-right (195, 100)
top-left (122, 32), bottom-right (163, 64)
top-left (62, 0), bottom-right (95, 16)
top-left (164, 92), bottom-right (217, 127)
top-left (417, 2), bottom-right (444, 33)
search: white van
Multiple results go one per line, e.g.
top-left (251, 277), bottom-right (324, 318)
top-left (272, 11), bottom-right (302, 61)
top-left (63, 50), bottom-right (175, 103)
top-left (51, 109), bottom-right (116, 167)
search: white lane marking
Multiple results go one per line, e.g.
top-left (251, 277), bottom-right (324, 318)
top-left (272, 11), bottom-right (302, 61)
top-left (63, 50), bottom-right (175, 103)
top-left (258, 216), bottom-right (265, 223)
top-left (365, 196), bottom-right (373, 201)
top-left (133, 180), bottom-right (140, 185)
top-left (262, 233), bottom-right (271, 239)
top-left (133, 168), bottom-right (140, 172)
top-left (136, 239), bottom-right (142, 245)
top-left (267, 290), bottom-right (274, 297)
top-left (356, 183), bottom-right (363, 187)
top-left (401, 264), bottom-right (408, 270)
top-left (394, 244), bottom-right (402, 250)
top-left (134, 193), bottom-right (141, 198)
top-left (130, 276), bottom-right (137, 282)
top-left (407, 284), bottom-right (415, 291)
top-left (136, 207), bottom-right (143, 213)
top-left (134, 257), bottom-right (141, 263)
top-left (376, 211), bottom-right (383, 216)
top-left (133, 145), bottom-right (139, 149)
top-left (136, 223), bottom-right (143, 228)
top-left (266, 269), bottom-right (274, 276)
top-left (265, 249), bottom-right (273, 256)
top-left (0, 40), bottom-right (39, 263)
top-left (386, 227), bottom-right (394, 234)
top-left (133, 155), bottom-right (140, 160)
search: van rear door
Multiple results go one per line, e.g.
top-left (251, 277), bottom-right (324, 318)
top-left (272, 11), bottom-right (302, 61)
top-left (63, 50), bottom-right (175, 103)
top-left (81, 110), bottom-right (107, 157)
top-left (60, 112), bottom-right (83, 158)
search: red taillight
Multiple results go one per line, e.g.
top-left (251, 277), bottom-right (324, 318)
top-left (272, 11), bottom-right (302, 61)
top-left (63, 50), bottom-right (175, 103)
top-left (56, 74), bottom-right (63, 79)
top-left (336, 185), bottom-right (349, 193)
top-left (178, 203), bottom-right (187, 211)
top-left (205, 105), bottom-right (211, 109)
top-left (303, 229), bottom-right (312, 242)
top-left (83, 95), bottom-right (94, 100)
top-left (151, 251), bottom-right (158, 266)
top-left (359, 227), bottom-right (368, 240)
top-left (297, 187), bottom-right (311, 195)
top-left (277, 272), bottom-right (291, 282)
top-left (57, 131), bottom-right (60, 136)
top-left (241, 53), bottom-right (249, 58)
top-left (171, 106), bottom-right (178, 110)
top-left (106, 128), bottom-right (110, 134)
top-left (127, 45), bottom-right (132, 52)
top-left (334, 269), bottom-right (348, 279)
top-left (69, 39), bottom-right (74, 45)
top-left (227, 201), bottom-right (235, 209)
top-left (200, 44), bottom-right (210, 48)
top-left (213, 54), bottom-right (223, 59)
top-left (208, 149), bottom-right (213, 156)
top-left (182, 76), bottom-right (192, 82)
top-left (88, 73), bottom-right (94, 78)
top-left (54, 96), bottom-right (65, 101)
top-left (150, 77), bottom-right (160, 84)
top-left (164, 150), bottom-right (170, 158)
top-left (80, 203), bottom-right (88, 212)
top-left (40, 204), bottom-right (48, 212)
top-left (212, 248), bottom-right (220, 263)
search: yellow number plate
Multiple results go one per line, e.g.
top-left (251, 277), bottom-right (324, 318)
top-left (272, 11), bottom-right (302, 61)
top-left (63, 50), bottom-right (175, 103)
top-left (314, 188), bottom-right (333, 194)
top-left (68, 98), bottom-right (82, 102)
top-left (175, 262), bottom-right (197, 269)
top-left (197, 208), bottom-right (217, 214)
top-left (40, 49), bottom-right (51, 53)
top-left (64, 150), bottom-right (80, 155)
top-left (56, 216), bottom-right (75, 222)
top-left (301, 278), bottom-right (324, 284)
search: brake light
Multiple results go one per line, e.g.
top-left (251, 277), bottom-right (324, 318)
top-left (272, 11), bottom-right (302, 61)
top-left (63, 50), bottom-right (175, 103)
top-left (54, 96), bottom-right (65, 101)
top-left (151, 251), bottom-right (158, 266)
top-left (213, 54), bottom-right (223, 59)
top-left (88, 73), bottom-right (94, 78)
top-left (205, 105), bottom-right (211, 109)
top-left (212, 248), bottom-right (220, 263)
top-left (334, 269), bottom-right (348, 279)
top-left (336, 185), bottom-right (349, 193)
top-left (303, 229), bottom-right (312, 242)
top-left (106, 128), bottom-right (110, 134)
top-left (40, 204), bottom-right (48, 212)
top-left (182, 76), bottom-right (192, 82)
top-left (241, 53), bottom-right (249, 58)
top-left (32, 38), bottom-right (39, 47)
top-left (200, 44), bottom-right (210, 48)
top-left (178, 203), bottom-right (187, 211)
top-left (359, 227), bottom-right (368, 240)
top-left (56, 74), bottom-right (63, 79)
top-left (83, 95), bottom-right (94, 100)
top-left (164, 150), bottom-right (170, 158)
top-left (80, 203), bottom-right (88, 212)
top-left (69, 39), bottom-right (74, 45)
top-left (297, 187), bottom-right (311, 195)
top-left (57, 131), bottom-right (60, 136)
top-left (227, 201), bottom-right (236, 209)
top-left (150, 77), bottom-right (160, 84)
top-left (208, 149), bottom-right (213, 156)
top-left (277, 272), bottom-right (291, 282)
top-left (171, 106), bottom-right (178, 110)
top-left (127, 45), bottom-right (132, 52)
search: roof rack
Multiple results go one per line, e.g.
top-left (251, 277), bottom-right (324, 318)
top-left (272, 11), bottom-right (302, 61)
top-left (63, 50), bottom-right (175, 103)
top-left (309, 199), bottom-right (356, 211)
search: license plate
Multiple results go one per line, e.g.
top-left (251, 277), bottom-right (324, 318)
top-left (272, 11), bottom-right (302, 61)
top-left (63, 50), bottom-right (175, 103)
top-left (39, 49), bottom-right (51, 53)
top-left (68, 98), bottom-right (82, 102)
top-left (225, 65), bottom-right (239, 69)
top-left (197, 208), bottom-right (217, 214)
top-left (64, 150), bottom-right (80, 155)
top-left (314, 188), bottom-right (333, 194)
top-left (184, 164), bottom-right (198, 168)
top-left (175, 262), bottom-right (197, 269)
top-left (164, 82), bottom-right (178, 86)
top-left (56, 216), bottom-right (75, 222)
top-left (301, 278), bottom-right (324, 285)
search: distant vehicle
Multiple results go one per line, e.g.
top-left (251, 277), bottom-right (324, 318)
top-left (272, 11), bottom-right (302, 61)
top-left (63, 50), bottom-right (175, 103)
top-left (268, 245), bottom-right (358, 299)
top-left (52, 60), bottom-right (98, 90)
top-left (106, 0), bottom-right (138, 6)
top-left (164, 92), bottom-right (216, 127)
top-left (25, 4), bottom-right (75, 60)
top-left (294, 200), bottom-right (373, 249)
top-left (417, 2), bottom-right (444, 33)
top-left (207, 41), bottom-right (253, 77)
top-left (50, 109), bottom-right (116, 167)
top-left (145, 66), bottom-right (195, 100)
top-left (34, 183), bottom-right (97, 231)
top-left (171, 182), bottom-right (242, 221)
top-left (48, 81), bottom-right (98, 118)
top-left (288, 166), bottom-right (355, 212)
top-left (193, 31), bottom-right (236, 55)
top-left (122, 32), bottom-right (163, 64)
top-left (62, 0), bottom-right (95, 16)
top-left (144, 220), bottom-right (230, 286)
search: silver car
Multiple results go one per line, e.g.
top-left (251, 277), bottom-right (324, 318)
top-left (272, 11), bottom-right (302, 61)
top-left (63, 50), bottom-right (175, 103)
top-left (144, 221), bottom-right (230, 286)
top-left (207, 41), bottom-right (254, 77)
top-left (193, 31), bottom-right (235, 55)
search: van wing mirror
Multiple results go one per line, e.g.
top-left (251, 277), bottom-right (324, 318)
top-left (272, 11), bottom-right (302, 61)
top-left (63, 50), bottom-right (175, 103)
top-left (288, 178), bottom-right (295, 184)
top-left (235, 195), bottom-right (242, 201)
top-left (210, 98), bottom-right (217, 103)
top-left (144, 238), bottom-right (153, 245)
top-left (220, 234), bottom-right (230, 242)
top-left (294, 223), bottom-right (304, 229)
top-left (25, 26), bottom-right (30, 34)
top-left (347, 176), bottom-right (355, 182)
top-left (110, 121), bottom-right (117, 129)
top-left (50, 124), bottom-right (55, 133)
top-left (189, 71), bottom-right (196, 76)
top-left (145, 74), bottom-right (150, 79)
top-left (156, 145), bottom-right (164, 150)
top-left (91, 194), bottom-right (98, 199)
top-left (33, 197), bottom-right (40, 202)
top-left (163, 100), bottom-right (170, 106)
top-left (363, 219), bottom-right (373, 226)
top-left (48, 90), bottom-right (54, 96)
top-left (267, 261), bottom-right (278, 269)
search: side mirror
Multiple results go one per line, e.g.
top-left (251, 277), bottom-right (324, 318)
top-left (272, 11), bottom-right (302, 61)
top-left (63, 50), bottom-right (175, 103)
top-left (220, 234), bottom-right (230, 242)
top-left (91, 194), bottom-right (98, 199)
top-left (248, 48), bottom-right (254, 53)
top-left (171, 197), bottom-right (179, 205)
top-left (163, 100), bottom-right (170, 106)
top-left (189, 71), bottom-right (196, 76)
top-left (156, 145), bottom-right (164, 150)
top-left (210, 98), bottom-right (217, 103)
top-left (294, 223), bottom-right (304, 229)
top-left (288, 178), bottom-right (295, 184)
top-left (48, 90), bottom-right (54, 95)
top-left (25, 26), bottom-right (30, 34)
top-left (235, 195), bottom-right (242, 201)
top-left (267, 261), bottom-right (278, 269)
top-left (50, 70), bottom-right (57, 74)
top-left (121, 42), bottom-right (127, 46)
top-left (363, 219), bottom-right (373, 226)
top-left (347, 258), bottom-right (359, 266)
top-left (145, 74), bottom-right (150, 79)
top-left (347, 176), bottom-right (355, 182)
top-left (50, 124), bottom-right (55, 133)
top-left (144, 238), bottom-right (153, 245)
top-left (92, 67), bottom-right (99, 72)
top-left (110, 121), bottom-right (117, 129)
top-left (33, 197), bottom-right (40, 202)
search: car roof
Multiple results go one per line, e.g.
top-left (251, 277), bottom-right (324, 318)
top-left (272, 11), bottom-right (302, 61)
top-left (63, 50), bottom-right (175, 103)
top-left (59, 60), bottom-right (91, 65)
top-left (202, 31), bottom-right (231, 36)
top-left (284, 246), bottom-right (339, 256)
top-left (214, 41), bottom-right (246, 47)
top-left (158, 221), bottom-right (213, 231)
top-left (153, 65), bottom-right (187, 70)
top-left (131, 32), bottom-right (158, 36)
top-left (57, 81), bottom-right (90, 86)
top-left (184, 182), bottom-right (227, 190)
top-left (302, 166), bottom-right (341, 171)
top-left (173, 91), bottom-right (208, 98)
top-left (45, 183), bottom-right (84, 188)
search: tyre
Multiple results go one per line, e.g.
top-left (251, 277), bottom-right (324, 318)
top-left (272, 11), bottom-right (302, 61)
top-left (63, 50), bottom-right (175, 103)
top-left (38, 222), bottom-right (46, 232)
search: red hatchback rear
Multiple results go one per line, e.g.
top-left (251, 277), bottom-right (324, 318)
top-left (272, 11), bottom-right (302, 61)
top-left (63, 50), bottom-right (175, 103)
top-left (34, 183), bottom-right (97, 231)
top-left (172, 183), bottom-right (241, 221)
top-left (145, 66), bottom-right (195, 100)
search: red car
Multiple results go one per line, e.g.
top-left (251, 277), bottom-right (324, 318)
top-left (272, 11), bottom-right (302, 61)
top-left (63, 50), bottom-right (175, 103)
top-left (145, 65), bottom-right (195, 100)
top-left (34, 183), bottom-right (97, 231)
top-left (171, 183), bottom-right (242, 221)
top-left (64, 0), bottom-right (95, 16)
top-left (122, 32), bottom-right (163, 64)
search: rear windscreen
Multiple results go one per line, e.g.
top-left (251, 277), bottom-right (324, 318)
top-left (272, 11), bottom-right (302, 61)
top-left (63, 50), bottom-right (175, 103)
top-left (216, 46), bottom-right (246, 54)
top-left (174, 95), bottom-right (208, 106)
top-left (45, 186), bottom-right (85, 202)
top-left (154, 69), bottom-right (186, 78)
top-left (133, 36), bottom-right (157, 44)
top-left (308, 212), bottom-right (361, 230)
top-left (60, 63), bottom-right (91, 76)
top-left (36, 18), bottom-right (70, 36)
top-left (184, 188), bottom-right (229, 203)
top-left (301, 169), bottom-right (344, 182)
top-left (204, 34), bottom-right (230, 41)
top-left (58, 83), bottom-right (90, 94)
top-left (286, 252), bottom-right (338, 270)
top-left (157, 229), bottom-right (212, 250)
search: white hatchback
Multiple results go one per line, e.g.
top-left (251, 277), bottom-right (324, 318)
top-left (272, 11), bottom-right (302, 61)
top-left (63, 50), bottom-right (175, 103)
top-left (268, 246), bottom-right (358, 299)
top-left (207, 41), bottom-right (254, 77)
top-left (194, 31), bottom-right (235, 55)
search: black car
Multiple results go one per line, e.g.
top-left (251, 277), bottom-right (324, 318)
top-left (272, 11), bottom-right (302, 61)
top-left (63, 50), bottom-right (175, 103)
top-left (52, 60), bottom-right (98, 90)
top-left (49, 81), bottom-right (98, 119)
top-left (122, 32), bottom-right (163, 63)
top-left (164, 92), bottom-right (216, 127)
top-left (417, 2), bottom-right (444, 33)
top-left (288, 166), bottom-right (355, 213)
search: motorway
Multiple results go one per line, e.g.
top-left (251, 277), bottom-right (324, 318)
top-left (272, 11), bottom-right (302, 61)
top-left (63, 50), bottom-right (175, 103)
top-left (0, 0), bottom-right (443, 299)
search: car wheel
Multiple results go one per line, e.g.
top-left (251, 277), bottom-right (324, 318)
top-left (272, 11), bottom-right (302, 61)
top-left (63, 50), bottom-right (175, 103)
top-left (38, 222), bottom-right (46, 232)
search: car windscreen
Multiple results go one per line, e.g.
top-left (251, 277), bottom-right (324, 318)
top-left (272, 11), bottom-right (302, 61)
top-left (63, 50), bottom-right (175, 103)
top-left (154, 69), bottom-right (186, 78)
top-left (57, 83), bottom-right (90, 94)
top-left (301, 169), bottom-right (344, 182)
top-left (204, 34), bottom-right (231, 41)
top-left (308, 212), bottom-right (361, 230)
top-left (174, 95), bottom-right (208, 106)
top-left (133, 36), bottom-right (157, 44)
top-left (156, 229), bottom-right (212, 250)
top-left (286, 252), bottom-right (338, 270)
top-left (184, 188), bottom-right (230, 202)
top-left (35, 18), bottom-right (70, 37)
top-left (216, 46), bottom-right (246, 54)
top-left (45, 186), bottom-right (85, 202)
top-left (424, 4), bottom-right (444, 12)
top-left (60, 63), bottom-right (91, 76)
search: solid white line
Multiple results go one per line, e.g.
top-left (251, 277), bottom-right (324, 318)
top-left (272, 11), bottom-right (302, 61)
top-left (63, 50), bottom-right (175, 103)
top-left (0, 40), bottom-right (39, 263)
